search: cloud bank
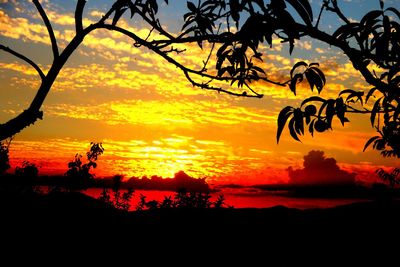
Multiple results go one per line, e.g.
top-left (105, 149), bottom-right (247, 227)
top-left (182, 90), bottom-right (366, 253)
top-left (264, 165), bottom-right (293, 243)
top-left (288, 150), bottom-right (356, 186)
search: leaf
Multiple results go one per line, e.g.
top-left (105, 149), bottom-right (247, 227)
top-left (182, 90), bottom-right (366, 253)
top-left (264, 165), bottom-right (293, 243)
top-left (325, 99), bottom-right (335, 127)
top-left (112, 7), bottom-right (127, 26)
top-left (365, 87), bottom-right (378, 103)
top-left (270, 0), bottom-right (287, 10)
top-left (290, 61), bottom-right (308, 78)
top-left (363, 136), bottom-right (381, 152)
top-left (309, 119), bottom-right (315, 136)
top-left (370, 97), bottom-right (383, 126)
top-left (339, 89), bottom-right (357, 96)
top-left (340, 89), bottom-right (364, 105)
top-left (360, 10), bottom-right (382, 26)
top-left (187, 1), bottom-right (197, 13)
top-left (284, 0), bottom-right (313, 26)
top-left (305, 67), bottom-right (324, 93)
top-left (300, 96), bottom-right (326, 107)
top-left (230, 0), bottom-right (241, 24)
top-left (386, 7), bottom-right (400, 20)
top-left (252, 65), bottom-right (265, 74)
top-left (128, 1), bottom-right (136, 18)
top-left (289, 73), bottom-right (303, 95)
top-left (304, 68), bottom-right (316, 92)
top-left (333, 23), bottom-right (360, 40)
top-left (310, 66), bottom-right (325, 83)
top-left (294, 108), bottom-right (304, 135)
top-left (288, 118), bottom-right (301, 142)
top-left (276, 106), bottom-right (294, 143)
top-left (388, 67), bottom-right (400, 82)
top-left (150, 0), bottom-right (158, 14)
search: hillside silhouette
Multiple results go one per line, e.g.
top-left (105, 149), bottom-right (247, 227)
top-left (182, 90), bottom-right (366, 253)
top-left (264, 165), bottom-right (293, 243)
top-left (0, 188), bottom-right (399, 264)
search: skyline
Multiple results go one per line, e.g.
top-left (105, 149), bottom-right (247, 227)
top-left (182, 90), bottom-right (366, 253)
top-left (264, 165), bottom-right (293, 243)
top-left (0, 0), bottom-right (399, 185)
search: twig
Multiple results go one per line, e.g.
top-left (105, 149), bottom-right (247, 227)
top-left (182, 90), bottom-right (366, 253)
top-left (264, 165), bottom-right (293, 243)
top-left (97, 24), bottom-right (270, 97)
top-left (32, 0), bottom-right (59, 59)
top-left (75, 0), bottom-right (87, 33)
top-left (0, 45), bottom-right (45, 80)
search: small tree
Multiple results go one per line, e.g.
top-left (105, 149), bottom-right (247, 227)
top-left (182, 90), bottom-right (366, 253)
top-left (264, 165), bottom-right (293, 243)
top-left (15, 161), bottom-right (39, 191)
top-left (65, 142), bottom-right (104, 190)
top-left (214, 194), bottom-right (226, 209)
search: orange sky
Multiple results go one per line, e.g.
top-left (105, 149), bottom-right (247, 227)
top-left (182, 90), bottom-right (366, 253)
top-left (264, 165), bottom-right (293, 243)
top-left (0, 0), bottom-right (398, 185)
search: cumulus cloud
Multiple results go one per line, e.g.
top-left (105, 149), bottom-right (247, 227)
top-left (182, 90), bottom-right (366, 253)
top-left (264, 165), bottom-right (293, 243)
top-left (288, 150), bottom-right (356, 186)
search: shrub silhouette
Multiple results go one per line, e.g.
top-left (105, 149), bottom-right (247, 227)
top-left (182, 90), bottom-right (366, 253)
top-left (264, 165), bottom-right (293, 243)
top-left (98, 175), bottom-right (134, 211)
top-left (134, 189), bottom-right (229, 211)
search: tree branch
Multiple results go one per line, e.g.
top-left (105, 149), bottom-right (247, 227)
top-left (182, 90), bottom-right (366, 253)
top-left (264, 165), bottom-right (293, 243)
top-left (293, 23), bottom-right (389, 93)
top-left (0, 109), bottom-right (43, 141)
top-left (33, 0), bottom-right (59, 59)
top-left (327, 0), bottom-right (351, 25)
top-left (98, 3), bottom-right (116, 24)
top-left (0, 45), bottom-right (45, 80)
top-left (183, 71), bottom-right (262, 98)
top-left (96, 24), bottom-right (280, 97)
top-left (75, 0), bottom-right (87, 34)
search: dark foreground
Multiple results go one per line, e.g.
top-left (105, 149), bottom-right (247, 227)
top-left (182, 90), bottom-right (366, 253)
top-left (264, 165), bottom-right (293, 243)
top-left (1, 191), bottom-right (399, 264)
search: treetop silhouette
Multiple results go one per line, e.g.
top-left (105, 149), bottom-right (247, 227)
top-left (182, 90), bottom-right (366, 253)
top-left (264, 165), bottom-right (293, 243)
top-left (0, 0), bottom-right (399, 157)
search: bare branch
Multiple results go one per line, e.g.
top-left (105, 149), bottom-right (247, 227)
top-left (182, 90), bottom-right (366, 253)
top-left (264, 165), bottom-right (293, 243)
top-left (0, 45), bottom-right (45, 80)
top-left (326, 0), bottom-right (351, 25)
top-left (293, 22), bottom-right (389, 93)
top-left (75, 0), bottom-right (87, 33)
top-left (201, 24), bottom-right (222, 72)
top-left (98, 2), bottom-right (117, 24)
top-left (315, 2), bottom-right (326, 28)
top-left (32, 0), bottom-right (59, 59)
top-left (183, 71), bottom-right (262, 98)
top-left (97, 24), bottom-right (281, 97)
top-left (130, 5), bottom-right (176, 40)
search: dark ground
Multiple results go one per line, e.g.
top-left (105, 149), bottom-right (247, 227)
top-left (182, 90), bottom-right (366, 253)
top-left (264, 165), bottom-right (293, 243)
top-left (0, 190), bottom-right (399, 264)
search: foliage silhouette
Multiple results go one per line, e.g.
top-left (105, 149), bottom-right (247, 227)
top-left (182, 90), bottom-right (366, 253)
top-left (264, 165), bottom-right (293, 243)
top-left (65, 142), bottom-right (104, 191)
top-left (0, 139), bottom-right (11, 175)
top-left (0, 0), bottom-right (399, 157)
top-left (134, 189), bottom-right (229, 210)
top-left (98, 175), bottom-right (134, 210)
top-left (376, 168), bottom-right (400, 188)
top-left (15, 161), bottom-right (39, 191)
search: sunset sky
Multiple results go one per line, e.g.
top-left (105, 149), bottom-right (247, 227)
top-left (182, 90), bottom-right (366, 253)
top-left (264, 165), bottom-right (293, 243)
top-left (0, 0), bottom-right (398, 185)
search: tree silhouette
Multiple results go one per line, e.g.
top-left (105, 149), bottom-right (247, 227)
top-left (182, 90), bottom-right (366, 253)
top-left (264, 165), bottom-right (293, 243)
top-left (15, 161), bottom-right (39, 191)
top-left (65, 142), bottom-right (104, 190)
top-left (0, 0), bottom-right (399, 157)
top-left (0, 139), bottom-right (11, 175)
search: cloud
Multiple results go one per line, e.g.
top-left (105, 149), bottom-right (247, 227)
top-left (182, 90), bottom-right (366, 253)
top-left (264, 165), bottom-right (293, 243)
top-left (44, 98), bottom-right (275, 127)
top-left (288, 150), bottom-right (356, 186)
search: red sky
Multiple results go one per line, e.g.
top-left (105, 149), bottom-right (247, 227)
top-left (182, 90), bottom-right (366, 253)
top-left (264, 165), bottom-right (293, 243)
top-left (0, 0), bottom-right (398, 185)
